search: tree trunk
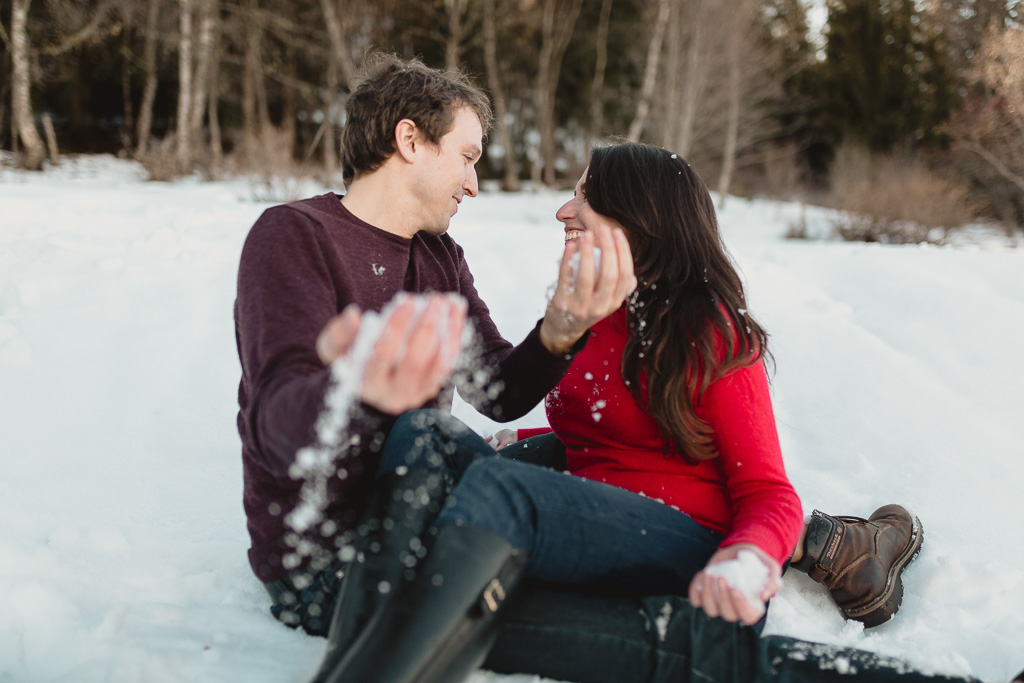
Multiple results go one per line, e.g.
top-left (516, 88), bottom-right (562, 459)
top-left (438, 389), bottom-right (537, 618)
top-left (207, 8), bottom-right (222, 176)
top-left (483, 0), bottom-right (518, 191)
top-left (444, 0), bottom-right (469, 71)
top-left (323, 55), bottom-right (339, 183)
top-left (662, 0), bottom-right (682, 149)
top-left (282, 43), bottom-right (297, 155)
top-left (0, 97), bottom-right (8, 151)
top-left (675, 0), bottom-right (712, 156)
top-left (189, 0), bottom-right (215, 155)
top-left (176, 0), bottom-right (195, 170)
top-left (241, 0), bottom-right (269, 153)
top-left (319, 0), bottom-right (355, 85)
top-left (587, 0), bottom-right (613, 146)
top-left (41, 112), bottom-right (59, 165)
top-left (627, 0), bottom-right (670, 142)
top-left (120, 11), bottom-right (135, 154)
top-left (535, 0), bottom-right (583, 187)
top-left (716, 33), bottom-right (741, 205)
top-left (12, 0), bottom-right (46, 170)
top-left (136, 0), bottom-right (162, 159)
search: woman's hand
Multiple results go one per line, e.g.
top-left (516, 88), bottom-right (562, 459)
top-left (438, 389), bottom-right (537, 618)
top-left (539, 225), bottom-right (636, 355)
top-left (688, 543), bottom-right (781, 625)
top-left (486, 429), bottom-right (518, 450)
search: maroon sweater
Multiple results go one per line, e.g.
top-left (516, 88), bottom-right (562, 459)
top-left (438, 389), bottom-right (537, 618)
top-left (235, 193), bottom-right (576, 582)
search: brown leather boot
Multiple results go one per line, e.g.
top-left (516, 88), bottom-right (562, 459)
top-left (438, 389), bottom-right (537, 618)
top-left (792, 504), bottom-right (923, 628)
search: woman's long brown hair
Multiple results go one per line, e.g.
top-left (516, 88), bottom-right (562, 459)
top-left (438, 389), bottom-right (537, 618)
top-left (585, 143), bottom-right (770, 461)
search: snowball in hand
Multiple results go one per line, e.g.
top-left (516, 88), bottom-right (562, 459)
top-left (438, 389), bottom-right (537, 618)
top-left (567, 246), bottom-right (602, 283)
top-left (703, 549), bottom-right (771, 618)
top-left (320, 292), bottom-right (465, 445)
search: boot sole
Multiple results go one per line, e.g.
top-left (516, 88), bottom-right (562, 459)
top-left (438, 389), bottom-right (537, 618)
top-left (844, 514), bottom-right (923, 628)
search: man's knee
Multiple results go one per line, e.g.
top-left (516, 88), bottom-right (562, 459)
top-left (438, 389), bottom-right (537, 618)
top-left (391, 408), bottom-right (451, 437)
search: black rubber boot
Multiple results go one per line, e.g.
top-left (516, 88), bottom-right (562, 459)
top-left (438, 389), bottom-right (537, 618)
top-left (310, 467), bottom-right (447, 683)
top-left (321, 523), bottom-right (526, 683)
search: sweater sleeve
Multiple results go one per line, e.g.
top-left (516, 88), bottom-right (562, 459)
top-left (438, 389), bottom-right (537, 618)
top-left (235, 206), bottom-right (387, 480)
top-left (696, 362), bottom-right (803, 565)
top-left (517, 426), bottom-right (554, 440)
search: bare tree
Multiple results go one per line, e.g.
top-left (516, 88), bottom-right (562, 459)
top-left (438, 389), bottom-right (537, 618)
top-left (241, 0), bottom-right (271, 154)
top-left (443, 0), bottom-right (471, 71)
top-left (972, 25), bottom-right (1024, 194)
top-left (627, 0), bottom-right (670, 142)
top-left (716, 0), bottom-right (762, 202)
top-left (483, 0), bottom-right (519, 190)
top-left (11, 0), bottom-right (45, 170)
top-left (206, 2), bottom-right (223, 174)
top-left (135, 0), bottom-right (162, 159)
top-left (39, 0), bottom-right (118, 58)
top-left (716, 27), bottom-right (742, 203)
top-left (587, 0), bottom-right (614, 146)
top-left (281, 43), bottom-right (298, 153)
top-left (532, 0), bottom-right (583, 187)
top-left (175, 0), bottom-right (195, 169)
top-left (188, 0), bottom-right (217, 159)
top-left (949, 24), bottom-right (1024, 230)
top-left (119, 3), bottom-right (135, 153)
top-left (1, 14), bottom-right (11, 152)
top-left (319, 0), bottom-right (356, 85)
top-left (669, 0), bottom-right (713, 157)
top-left (323, 55), bottom-right (340, 181)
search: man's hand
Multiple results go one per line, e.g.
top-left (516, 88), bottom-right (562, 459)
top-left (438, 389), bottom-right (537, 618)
top-left (315, 294), bottom-right (468, 415)
top-left (539, 225), bottom-right (637, 355)
top-left (688, 543), bottom-right (781, 626)
top-left (485, 428), bottom-right (518, 450)
top-left (316, 303), bottom-right (363, 365)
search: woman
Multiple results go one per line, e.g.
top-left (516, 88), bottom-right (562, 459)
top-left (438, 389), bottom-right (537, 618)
top-left (308, 143), bottom-right (925, 683)
top-left (497, 143), bottom-right (922, 626)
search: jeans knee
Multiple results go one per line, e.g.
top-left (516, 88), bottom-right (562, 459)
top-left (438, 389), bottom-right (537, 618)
top-left (380, 410), bottom-right (457, 473)
top-left (439, 458), bottom-right (536, 552)
top-left (391, 409), bottom-right (450, 438)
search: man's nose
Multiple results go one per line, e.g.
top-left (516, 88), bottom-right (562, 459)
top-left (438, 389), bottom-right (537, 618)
top-left (463, 168), bottom-right (478, 197)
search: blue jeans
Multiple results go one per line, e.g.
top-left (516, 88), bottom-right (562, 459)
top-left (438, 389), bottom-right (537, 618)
top-left (377, 409), bottom-right (724, 593)
top-left (268, 410), bottom-right (978, 683)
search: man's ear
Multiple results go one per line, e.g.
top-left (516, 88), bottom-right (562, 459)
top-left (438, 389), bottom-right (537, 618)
top-left (394, 118), bottom-right (419, 164)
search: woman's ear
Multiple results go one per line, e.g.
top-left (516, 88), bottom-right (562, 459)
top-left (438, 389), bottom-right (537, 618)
top-left (394, 118), bottom-right (419, 163)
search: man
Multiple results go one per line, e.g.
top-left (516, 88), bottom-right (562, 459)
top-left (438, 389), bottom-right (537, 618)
top-left (235, 53), bottom-right (944, 683)
top-left (234, 52), bottom-right (634, 681)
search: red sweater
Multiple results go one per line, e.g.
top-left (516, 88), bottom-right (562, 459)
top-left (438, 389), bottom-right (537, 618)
top-left (518, 309), bottom-right (803, 565)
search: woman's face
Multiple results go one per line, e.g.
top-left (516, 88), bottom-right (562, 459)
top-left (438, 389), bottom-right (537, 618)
top-left (555, 168), bottom-right (625, 242)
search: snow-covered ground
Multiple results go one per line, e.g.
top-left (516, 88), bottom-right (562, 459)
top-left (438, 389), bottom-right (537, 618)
top-left (1, 155), bottom-right (1022, 683)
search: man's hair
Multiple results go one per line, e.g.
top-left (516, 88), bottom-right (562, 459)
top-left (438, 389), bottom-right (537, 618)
top-left (340, 53), bottom-right (493, 186)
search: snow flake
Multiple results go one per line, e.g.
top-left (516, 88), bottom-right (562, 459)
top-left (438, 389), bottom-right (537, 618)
top-left (655, 602), bottom-right (673, 641)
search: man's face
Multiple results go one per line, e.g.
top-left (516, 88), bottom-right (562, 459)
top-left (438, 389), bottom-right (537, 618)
top-left (412, 106), bottom-right (483, 236)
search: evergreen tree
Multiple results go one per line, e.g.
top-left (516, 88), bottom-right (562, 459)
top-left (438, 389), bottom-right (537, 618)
top-left (819, 0), bottom-right (957, 152)
top-left (759, 0), bottom-right (833, 176)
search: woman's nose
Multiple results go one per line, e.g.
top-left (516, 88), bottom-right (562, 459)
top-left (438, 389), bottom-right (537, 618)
top-left (555, 198), bottom-right (577, 222)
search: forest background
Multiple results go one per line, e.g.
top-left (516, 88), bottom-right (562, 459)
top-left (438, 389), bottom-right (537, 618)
top-left (1, 0), bottom-right (1022, 241)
